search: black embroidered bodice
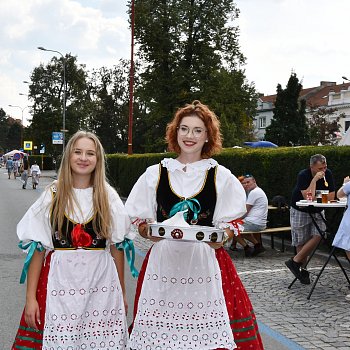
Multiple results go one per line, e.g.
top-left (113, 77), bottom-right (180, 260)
top-left (50, 189), bottom-right (106, 249)
top-left (156, 164), bottom-right (217, 227)
top-left (52, 216), bottom-right (106, 249)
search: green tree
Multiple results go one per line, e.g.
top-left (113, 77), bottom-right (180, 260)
top-left (89, 62), bottom-right (130, 153)
top-left (201, 69), bottom-right (257, 146)
top-left (265, 73), bottom-right (309, 146)
top-left (132, 0), bottom-right (256, 151)
top-left (307, 105), bottom-right (344, 145)
top-left (6, 117), bottom-right (22, 151)
top-left (0, 108), bottom-right (8, 152)
top-left (25, 54), bottom-right (89, 156)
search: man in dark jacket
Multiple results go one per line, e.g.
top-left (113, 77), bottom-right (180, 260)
top-left (286, 154), bottom-right (335, 284)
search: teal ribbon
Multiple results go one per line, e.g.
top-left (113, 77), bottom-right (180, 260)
top-left (115, 239), bottom-right (139, 278)
top-left (169, 198), bottom-right (201, 221)
top-left (18, 240), bottom-right (44, 284)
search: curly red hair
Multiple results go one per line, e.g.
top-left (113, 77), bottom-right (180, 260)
top-left (166, 100), bottom-right (222, 158)
top-left (237, 175), bottom-right (245, 183)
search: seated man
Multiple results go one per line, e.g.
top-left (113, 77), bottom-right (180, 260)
top-left (230, 174), bottom-right (268, 257)
top-left (286, 154), bottom-right (335, 284)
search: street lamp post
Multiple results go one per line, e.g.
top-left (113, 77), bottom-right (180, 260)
top-left (38, 46), bottom-right (67, 153)
top-left (342, 76), bottom-right (350, 82)
top-left (128, 0), bottom-right (135, 155)
top-left (8, 104), bottom-right (28, 148)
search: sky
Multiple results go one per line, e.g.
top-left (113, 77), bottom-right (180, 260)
top-left (1, 0), bottom-right (350, 124)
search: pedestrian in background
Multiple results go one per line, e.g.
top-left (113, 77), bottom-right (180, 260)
top-left (13, 159), bottom-right (19, 178)
top-left (6, 157), bottom-right (14, 179)
top-left (12, 130), bottom-right (135, 349)
top-left (30, 161), bottom-right (41, 189)
top-left (21, 156), bottom-right (29, 189)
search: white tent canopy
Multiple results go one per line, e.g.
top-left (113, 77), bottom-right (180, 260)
top-left (4, 149), bottom-right (26, 157)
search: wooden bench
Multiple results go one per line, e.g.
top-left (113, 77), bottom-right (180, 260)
top-left (242, 226), bottom-right (291, 252)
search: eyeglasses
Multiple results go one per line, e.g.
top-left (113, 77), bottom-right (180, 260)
top-left (177, 125), bottom-right (207, 139)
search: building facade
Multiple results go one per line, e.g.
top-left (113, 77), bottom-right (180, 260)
top-left (255, 81), bottom-right (350, 141)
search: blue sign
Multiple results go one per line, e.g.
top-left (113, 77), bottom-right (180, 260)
top-left (52, 132), bottom-right (63, 145)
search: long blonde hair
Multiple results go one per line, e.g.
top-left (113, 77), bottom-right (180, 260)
top-left (51, 131), bottom-right (112, 239)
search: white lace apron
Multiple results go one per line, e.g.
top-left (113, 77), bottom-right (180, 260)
top-left (130, 239), bottom-right (236, 350)
top-left (42, 249), bottom-right (128, 349)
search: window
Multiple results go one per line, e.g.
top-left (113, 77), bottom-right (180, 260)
top-left (345, 120), bottom-right (350, 131)
top-left (259, 117), bottom-right (266, 129)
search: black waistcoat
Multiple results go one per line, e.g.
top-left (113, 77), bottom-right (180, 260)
top-left (156, 164), bottom-right (217, 227)
top-left (50, 191), bottom-right (106, 249)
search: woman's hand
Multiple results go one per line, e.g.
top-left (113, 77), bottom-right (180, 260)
top-left (138, 223), bottom-right (163, 242)
top-left (138, 223), bottom-right (149, 238)
top-left (25, 298), bottom-right (41, 329)
top-left (207, 242), bottom-right (224, 249)
top-left (207, 229), bottom-right (233, 249)
top-left (123, 292), bottom-right (128, 315)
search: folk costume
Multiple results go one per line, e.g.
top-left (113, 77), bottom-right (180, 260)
top-left (126, 158), bottom-right (264, 350)
top-left (13, 184), bottom-right (135, 350)
top-left (333, 182), bottom-right (350, 251)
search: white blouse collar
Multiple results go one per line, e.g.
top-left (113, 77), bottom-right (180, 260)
top-left (161, 158), bottom-right (218, 172)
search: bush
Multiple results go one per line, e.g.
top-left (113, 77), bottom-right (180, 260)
top-left (29, 155), bottom-right (54, 170)
top-left (106, 146), bottom-right (350, 201)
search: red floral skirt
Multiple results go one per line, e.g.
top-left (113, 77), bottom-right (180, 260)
top-left (131, 247), bottom-right (264, 350)
top-left (12, 252), bottom-right (52, 350)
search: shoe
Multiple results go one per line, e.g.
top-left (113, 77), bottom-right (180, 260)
top-left (252, 244), bottom-right (266, 257)
top-left (229, 241), bottom-right (237, 251)
top-left (285, 258), bottom-right (302, 280)
top-left (22, 184), bottom-right (25, 189)
top-left (300, 269), bottom-right (310, 285)
top-left (345, 294), bottom-right (350, 301)
top-left (244, 246), bottom-right (255, 257)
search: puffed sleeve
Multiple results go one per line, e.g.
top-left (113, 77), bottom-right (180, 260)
top-left (213, 165), bottom-right (247, 228)
top-left (17, 187), bottom-right (54, 250)
top-left (108, 184), bottom-right (134, 243)
top-left (125, 164), bottom-right (160, 226)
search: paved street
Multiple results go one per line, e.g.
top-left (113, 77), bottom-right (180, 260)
top-left (1, 169), bottom-right (350, 349)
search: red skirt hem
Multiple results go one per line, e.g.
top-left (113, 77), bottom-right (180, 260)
top-left (12, 252), bottom-right (52, 350)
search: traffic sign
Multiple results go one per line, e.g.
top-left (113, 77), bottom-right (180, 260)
top-left (52, 132), bottom-right (63, 144)
top-left (23, 141), bottom-right (32, 150)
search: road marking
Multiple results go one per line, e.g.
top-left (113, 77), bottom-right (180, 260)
top-left (238, 266), bottom-right (340, 275)
top-left (258, 321), bottom-right (306, 350)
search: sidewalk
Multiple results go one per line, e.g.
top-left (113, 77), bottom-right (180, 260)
top-left (39, 169), bottom-right (57, 179)
top-left (133, 234), bottom-right (350, 350)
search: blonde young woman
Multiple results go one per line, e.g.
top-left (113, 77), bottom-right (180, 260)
top-left (126, 101), bottom-right (264, 350)
top-left (13, 131), bottom-right (135, 349)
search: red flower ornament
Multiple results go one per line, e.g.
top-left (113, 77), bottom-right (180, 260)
top-left (71, 224), bottom-right (93, 248)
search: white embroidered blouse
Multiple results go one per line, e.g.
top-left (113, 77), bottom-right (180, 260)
top-left (17, 183), bottom-right (133, 249)
top-left (125, 158), bottom-right (246, 229)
